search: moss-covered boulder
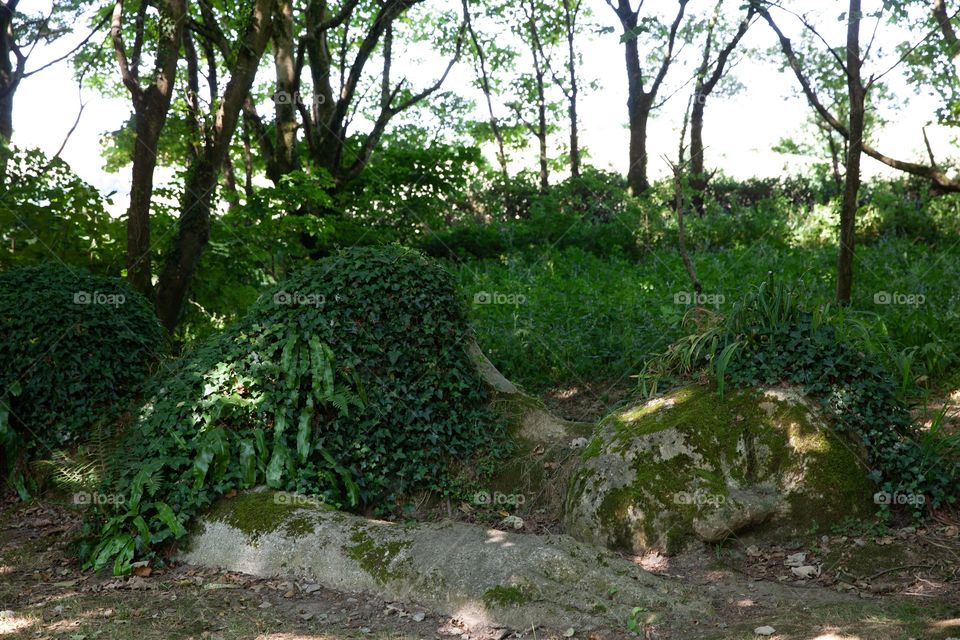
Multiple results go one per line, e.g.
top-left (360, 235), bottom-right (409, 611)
top-left (564, 385), bottom-right (876, 555)
top-left (182, 490), bottom-right (713, 631)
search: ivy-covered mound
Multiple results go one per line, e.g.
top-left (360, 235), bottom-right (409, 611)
top-left (0, 264), bottom-right (165, 484)
top-left (84, 246), bottom-right (506, 574)
top-left (639, 281), bottom-right (958, 513)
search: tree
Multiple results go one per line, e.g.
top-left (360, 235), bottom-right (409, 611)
top-left (247, 0), bottom-right (462, 190)
top-left (688, 1), bottom-right (754, 215)
top-left (0, 0), bottom-right (103, 186)
top-left (838, 0), bottom-right (865, 305)
top-left (932, 0), bottom-right (959, 79)
top-left (606, 0), bottom-right (689, 195)
top-left (759, 0), bottom-right (960, 196)
top-left (521, 0), bottom-right (587, 180)
top-left (154, 0), bottom-right (276, 331)
top-left (464, 0), bottom-right (510, 177)
top-left (110, 0), bottom-right (188, 297)
top-left (560, 0), bottom-right (584, 178)
top-left (515, 0), bottom-right (553, 190)
top-left (755, 0), bottom-right (867, 304)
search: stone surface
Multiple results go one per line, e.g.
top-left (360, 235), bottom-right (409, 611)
top-left (181, 491), bottom-right (710, 631)
top-left (564, 385), bottom-right (875, 555)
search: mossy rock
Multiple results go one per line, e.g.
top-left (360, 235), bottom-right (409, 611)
top-left (182, 490), bottom-right (713, 631)
top-left (564, 384), bottom-right (876, 555)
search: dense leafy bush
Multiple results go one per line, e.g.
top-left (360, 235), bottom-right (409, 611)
top-left (0, 147), bottom-right (123, 273)
top-left (83, 246), bottom-right (507, 573)
top-left (0, 264), bottom-right (166, 487)
top-left (640, 281), bottom-right (958, 513)
top-left (335, 133), bottom-right (486, 237)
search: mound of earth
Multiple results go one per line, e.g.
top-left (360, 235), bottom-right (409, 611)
top-left (564, 384), bottom-right (876, 555)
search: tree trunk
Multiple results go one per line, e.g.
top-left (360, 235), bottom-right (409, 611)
top-left (627, 93), bottom-right (652, 195)
top-left (273, 0), bottom-right (299, 178)
top-left (155, 0), bottom-right (274, 332)
top-left (689, 94), bottom-right (706, 215)
top-left (537, 77), bottom-right (548, 190)
top-left (155, 159), bottom-right (216, 331)
top-left (113, 0), bottom-right (187, 299)
top-left (0, 0), bottom-right (19, 144)
top-left (624, 30), bottom-right (650, 195)
top-left (125, 109), bottom-right (166, 296)
top-left (836, 0), bottom-right (864, 305)
top-left (0, 91), bottom-right (11, 142)
top-left (563, 0), bottom-right (580, 178)
top-left (464, 3), bottom-right (508, 178)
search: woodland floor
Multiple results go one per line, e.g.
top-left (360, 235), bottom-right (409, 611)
top-left (2, 494), bottom-right (959, 640)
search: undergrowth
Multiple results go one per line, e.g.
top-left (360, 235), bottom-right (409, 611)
top-left (638, 280), bottom-right (959, 514)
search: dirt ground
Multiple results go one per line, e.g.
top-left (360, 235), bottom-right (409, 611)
top-left (2, 492), bottom-right (959, 640)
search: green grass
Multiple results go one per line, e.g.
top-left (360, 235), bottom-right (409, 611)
top-left (448, 238), bottom-right (960, 394)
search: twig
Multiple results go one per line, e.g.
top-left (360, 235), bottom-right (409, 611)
top-left (863, 564), bottom-right (932, 581)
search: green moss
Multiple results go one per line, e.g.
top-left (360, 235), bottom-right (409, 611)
top-left (482, 585), bottom-right (531, 607)
top-left (207, 491), bottom-right (311, 541)
top-left (346, 525), bottom-right (412, 585)
top-left (582, 436), bottom-right (603, 460)
top-left (582, 384), bottom-right (875, 553)
top-left (282, 516), bottom-right (315, 538)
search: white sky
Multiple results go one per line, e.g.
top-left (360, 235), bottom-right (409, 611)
top-left (9, 0), bottom-right (958, 214)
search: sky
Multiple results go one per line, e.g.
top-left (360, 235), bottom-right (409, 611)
top-left (8, 0), bottom-right (957, 215)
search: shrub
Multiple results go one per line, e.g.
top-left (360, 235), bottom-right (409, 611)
top-left (0, 147), bottom-right (123, 273)
top-left (640, 280), bottom-right (958, 513)
top-left (0, 264), bottom-right (166, 488)
top-left (83, 246), bottom-right (507, 573)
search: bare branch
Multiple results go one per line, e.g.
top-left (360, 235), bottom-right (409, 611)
top-left (111, 0), bottom-right (141, 96)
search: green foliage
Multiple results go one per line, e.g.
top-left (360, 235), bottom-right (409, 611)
top-left (639, 280), bottom-right (958, 512)
top-left (0, 147), bottom-right (122, 273)
top-left (421, 168), bottom-right (659, 260)
top-left (0, 264), bottom-right (166, 483)
top-left (335, 130), bottom-right (487, 242)
top-left (82, 246), bottom-right (507, 573)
